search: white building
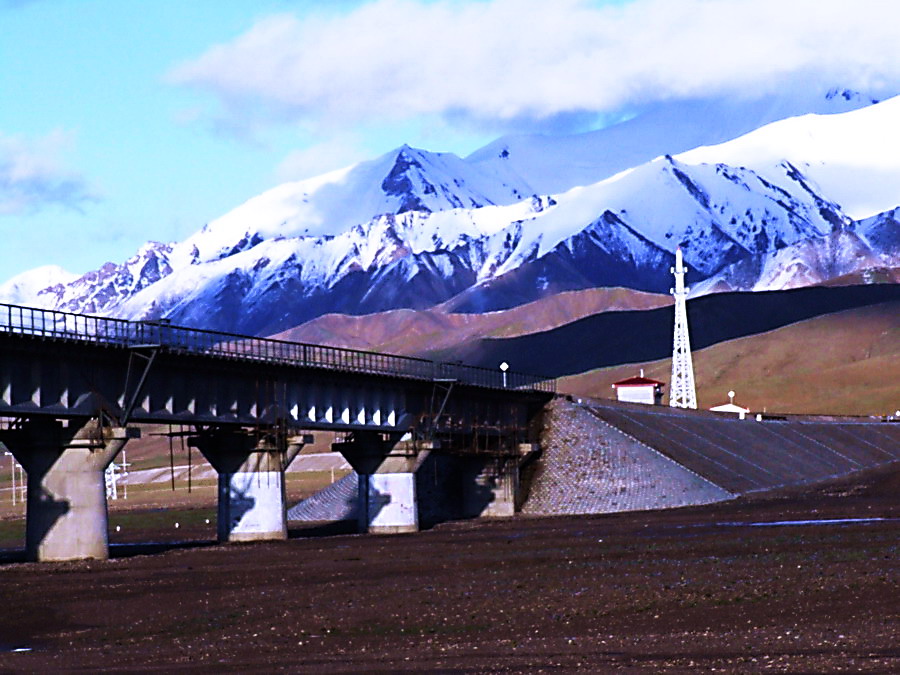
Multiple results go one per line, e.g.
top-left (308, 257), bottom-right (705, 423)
top-left (710, 391), bottom-right (751, 419)
top-left (612, 373), bottom-right (665, 405)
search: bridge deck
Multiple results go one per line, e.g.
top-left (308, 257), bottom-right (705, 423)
top-left (1, 303), bottom-right (552, 434)
top-left (0, 302), bottom-right (554, 394)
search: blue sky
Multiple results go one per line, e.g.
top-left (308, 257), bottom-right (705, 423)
top-left (2, 0), bottom-right (898, 280)
top-left (1, 1), bottom-right (374, 278)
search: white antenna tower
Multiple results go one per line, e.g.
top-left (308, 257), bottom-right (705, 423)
top-left (669, 247), bottom-right (697, 409)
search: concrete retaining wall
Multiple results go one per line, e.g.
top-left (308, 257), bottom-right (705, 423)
top-left (522, 398), bottom-right (733, 515)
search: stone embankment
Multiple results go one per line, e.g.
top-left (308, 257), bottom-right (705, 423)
top-left (522, 397), bottom-right (732, 515)
top-left (287, 473), bottom-right (358, 522)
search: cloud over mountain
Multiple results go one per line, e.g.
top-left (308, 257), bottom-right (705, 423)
top-left (0, 130), bottom-right (95, 216)
top-left (169, 0), bottom-right (900, 134)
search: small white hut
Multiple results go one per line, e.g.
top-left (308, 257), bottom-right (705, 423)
top-left (710, 391), bottom-right (751, 419)
top-left (611, 371), bottom-right (665, 405)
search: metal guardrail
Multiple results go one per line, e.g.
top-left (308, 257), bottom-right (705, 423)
top-left (0, 303), bottom-right (555, 393)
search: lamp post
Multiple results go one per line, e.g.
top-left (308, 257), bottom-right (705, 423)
top-left (500, 361), bottom-right (509, 388)
top-left (5, 451), bottom-right (13, 506)
top-left (5, 451), bottom-right (22, 506)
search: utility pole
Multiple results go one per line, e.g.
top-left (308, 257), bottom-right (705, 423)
top-left (669, 247), bottom-right (697, 409)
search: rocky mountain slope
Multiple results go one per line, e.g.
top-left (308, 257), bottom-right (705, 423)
top-left (1, 89), bottom-right (897, 336)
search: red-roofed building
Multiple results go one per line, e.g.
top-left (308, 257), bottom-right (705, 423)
top-left (611, 371), bottom-right (665, 405)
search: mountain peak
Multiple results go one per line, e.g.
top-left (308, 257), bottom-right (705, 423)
top-left (2, 90), bottom-right (897, 334)
top-left (381, 148), bottom-right (432, 214)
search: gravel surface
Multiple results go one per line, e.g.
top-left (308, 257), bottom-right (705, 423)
top-left (0, 467), bottom-right (897, 673)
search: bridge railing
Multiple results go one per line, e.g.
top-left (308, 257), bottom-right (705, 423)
top-left (0, 303), bottom-right (555, 393)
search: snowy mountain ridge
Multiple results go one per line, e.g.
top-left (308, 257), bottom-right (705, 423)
top-left (3, 88), bottom-right (898, 335)
top-left (154, 85), bottom-right (893, 274)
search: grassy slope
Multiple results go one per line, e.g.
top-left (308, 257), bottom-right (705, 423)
top-left (558, 301), bottom-right (900, 416)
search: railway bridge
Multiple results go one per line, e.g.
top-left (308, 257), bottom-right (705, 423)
top-left (0, 303), bottom-right (554, 562)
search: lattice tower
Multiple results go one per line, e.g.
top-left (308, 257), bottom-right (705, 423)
top-left (669, 247), bottom-right (697, 409)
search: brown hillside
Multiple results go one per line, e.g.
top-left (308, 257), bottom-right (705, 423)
top-left (271, 287), bottom-right (671, 354)
top-left (559, 301), bottom-right (900, 416)
top-left (820, 266), bottom-right (899, 287)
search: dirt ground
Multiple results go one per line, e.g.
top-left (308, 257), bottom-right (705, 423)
top-left (0, 468), bottom-right (897, 673)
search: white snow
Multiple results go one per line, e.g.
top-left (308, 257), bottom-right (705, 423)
top-left (169, 86), bottom-right (894, 274)
top-left (678, 95), bottom-right (900, 220)
top-left (3, 86), bottom-right (899, 327)
top-left (170, 144), bottom-right (536, 269)
top-left (0, 265), bottom-right (77, 307)
top-left (467, 87), bottom-right (887, 195)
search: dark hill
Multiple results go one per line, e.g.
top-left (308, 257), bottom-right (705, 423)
top-left (450, 283), bottom-right (900, 377)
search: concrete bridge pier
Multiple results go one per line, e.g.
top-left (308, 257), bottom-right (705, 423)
top-left (460, 445), bottom-right (538, 519)
top-left (0, 419), bottom-right (136, 562)
top-left (190, 431), bottom-right (312, 543)
top-left (461, 457), bottom-right (517, 518)
top-left (335, 433), bottom-right (435, 534)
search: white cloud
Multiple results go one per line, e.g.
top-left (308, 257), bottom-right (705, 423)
top-left (169, 0), bottom-right (900, 133)
top-left (0, 130), bottom-right (96, 216)
top-left (275, 134), bottom-right (368, 181)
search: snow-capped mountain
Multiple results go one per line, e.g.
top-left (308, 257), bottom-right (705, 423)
top-left (173, 86), bottom-right (885, 271)
top-left (169, 144), bottom-right (535, 269)
top-left (1, 242), bottom-right (176, 314)
top-left (466, 87), bottom-right (884, 196)
top-left (2, 88), bottom-right (898, 335)
top-left (0, 265), bottom-right (76, 307)
top-left (678, 95), bottom-right (900, 221)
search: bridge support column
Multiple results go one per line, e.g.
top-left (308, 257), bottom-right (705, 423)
top-left (461, 444), bottom-right (538, 518)
top-left (335, 434), bottom-right (435, 534)
top-left (461, 458), bottom-right (516, 518)
top-left (190, 431), bottom-right (312, 543)
top-left (0, 419), bottom-right (136, 562)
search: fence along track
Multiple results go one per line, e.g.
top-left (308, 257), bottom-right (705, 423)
top-left (0, 302), bottom-right (555, 393)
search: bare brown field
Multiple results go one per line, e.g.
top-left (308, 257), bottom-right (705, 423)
top-left (272, 287), bottom-right (672, 355)
top-left (0, 461), bottom-right (347, 521)
top-left (559, 301), bottom-right (900, 416)
top-left (0, 466), bottom-right (897, 672)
